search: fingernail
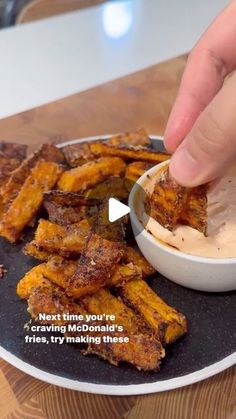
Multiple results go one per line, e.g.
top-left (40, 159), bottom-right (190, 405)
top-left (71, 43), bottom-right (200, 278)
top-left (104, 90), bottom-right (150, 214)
top-left (169, 148), bottom-right (201, 187)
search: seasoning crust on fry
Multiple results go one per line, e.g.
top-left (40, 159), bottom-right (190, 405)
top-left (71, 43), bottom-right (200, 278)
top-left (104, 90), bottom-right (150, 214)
top-left (90, 142), bottom-right (170, 163)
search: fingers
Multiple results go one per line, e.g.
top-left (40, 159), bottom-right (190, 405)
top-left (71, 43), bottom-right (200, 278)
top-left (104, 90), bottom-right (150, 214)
top-left (169, 71), bottom-right (236, 187)
top-left (164, 0), bottom-right (236, 153)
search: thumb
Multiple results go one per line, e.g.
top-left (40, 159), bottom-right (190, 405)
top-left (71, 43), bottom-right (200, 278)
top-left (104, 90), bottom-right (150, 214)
top-left (169, 71), bottom-right (236, 187)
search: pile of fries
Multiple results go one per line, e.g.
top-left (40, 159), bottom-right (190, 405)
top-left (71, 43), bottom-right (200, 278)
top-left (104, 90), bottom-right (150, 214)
top-left (0, 129), bottom-right (187, 371)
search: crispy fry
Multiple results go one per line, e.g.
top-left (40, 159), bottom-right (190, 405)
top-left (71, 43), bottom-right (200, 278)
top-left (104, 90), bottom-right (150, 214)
top-left (120, 279), bottom-right (187, 344)
top-left (0, 142), bottom-right (27, 188)
top-left (66, 234), bottom-right (123, 297)
top-left (0, 144), bottom-right (64, 214)
top-left (19, 255), bottom-right (142, 298)
top-left (84, 331), bottom-right (164, 371)
top-left (90, 142), bottom-right (170, 163)
top-left (17, 265), bottom-right (52, 299)
top-left (123, 246), bottom-right (156, 277)
top-left (62, 130), bottom-right (151, 167)
top-left (44, 190), bottom-right (98, 207)
top-left (0, 161), bottom-right (63, 243)
top-left (24, 241), bottom-right (53, 261)
top-left (63, 142), bottom-right (95, 167)
top-left (107, 263), bottom-right (142, 287)
top-left (181, 185), bottom-right (208, 234)
top-left (82, 288), bottom-right (164, 369)
top-left (44, 189), bottom-right (96, 207)
top-left (28, 285), bottom-right (165, 371)
top-left (0, 142), bottom-right (27, 219)
top-left (107, 128), bottom-right (151, 147)
top-left (58, 157), bottom-right (126, 192)
top-left (149, 165), bottom-right (188, 231)
top-left (17, 258), bottom-right (74, 299)
top-left (150, 165), bottom-right (208, 234)
top-left (84, 177), bottom-right (129, 200)
top-left (28, 285), bottom-right (87, 322)
top-left (0, 142), bottom-right (27, 160)
top-left (81, 288), bottom-right (149, 334)
top-left (125, 161), bottom-right (154, 182)
top-left (34, 219), bottom-right (90, 256)
top-left (44, 201), bottom-right (87, 225)
top-left (42, 256), bottom-right (75, 289)
top-left (67, 202), bottom-right (125, 298)
top-left (43, 190), bottom-right (98, 225)
top-left (0, 197), bottom-right (3, 220)
top-left (44, 257), bottom-right (142, 290)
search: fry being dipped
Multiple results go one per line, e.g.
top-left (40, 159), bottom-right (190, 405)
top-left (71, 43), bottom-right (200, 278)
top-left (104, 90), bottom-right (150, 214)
top-left (149, 164), bottom-right (208, 235)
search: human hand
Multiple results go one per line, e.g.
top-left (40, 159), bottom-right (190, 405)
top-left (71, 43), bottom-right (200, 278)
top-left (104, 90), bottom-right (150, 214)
top-left (164, 1), bottom-right (236, 187)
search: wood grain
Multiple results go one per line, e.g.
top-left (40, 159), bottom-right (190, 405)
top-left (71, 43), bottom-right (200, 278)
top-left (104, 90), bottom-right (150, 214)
top-left (0, 55), bottom-right (187, 151)
top-left (17, 0), bottom-right (108, 24)
top-left (0, 55), bottom-right (235, 419)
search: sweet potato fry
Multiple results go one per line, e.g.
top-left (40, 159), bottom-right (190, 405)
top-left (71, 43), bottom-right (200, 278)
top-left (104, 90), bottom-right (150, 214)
top-left (19, 255), bottom-right (142, 298)
top-left (0, 142), bottom-right (27, 188)
top-left (17, 257), bottom-right (76, 299)
top-left (150, 165), bottom-right (208, 234)
top-left (106, 128), bottom-right (151, 147)
top-left (17, 265), bottom-right (52, 299)
top-left (180, 185), bottom-right (208, 234)
top-left (119, 279), bottom-right (187, 344)
top-left (149, 165), bottom-right (188, 231)
top-left (81, 288), bottom-right (149, 334)
top-left (62, 130), bottom-right (151, 167)
top-left (84, 330), bottom-right (164, 371)
top-left (0, 144), bottom-right (64, 214)
top-left (28, 285), bottom-right (87, 322)
top-left (44, 190), bottom-right (98, 207)
top-left (24, 241), bottom-right (53, 261)
top-left (123, 246), bottom-right (156, 277)
top-left (0, 142), bottom-right (27, 219)
top-left (63, 142), bottom-right (95, 167)
top-left (0, 161), bottom-right (63, 243)
top-left (0, 141), bottom-right (27, 160)
top-left (58, 157), bottom-right (126, 192)
top-left (66, 202), bottom-right (125, 298)
top-left (43, 258), bottom-right (75, 288)
top-left (34, 219), bottom-right (90, 256)
top-left (107, 263), bottom-right (142, 287)
top-left (43, 190), bottom-right (98, 225)
top-left (66, 234), bottom-right (124, 297)
top-left (84, 177), bottom-right (129, 200)
top-left (125, 161), bottom-right (154, 182)
top-left (28, 285), bottom-right (165, 371)
top-left (90, 142), bottom-right (170, 163)
top-left (44, 201), bottom-right (87, 225)
top-left (81, 286), bottom-right (165, 369)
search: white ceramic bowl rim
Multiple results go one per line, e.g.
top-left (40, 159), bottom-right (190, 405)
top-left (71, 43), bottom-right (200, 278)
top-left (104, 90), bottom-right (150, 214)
top-left (129, 162), bottom-right (236, 265)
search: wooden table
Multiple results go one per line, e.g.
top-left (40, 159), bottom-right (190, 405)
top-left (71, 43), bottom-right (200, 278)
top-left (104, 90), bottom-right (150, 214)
top-left (0, 56), bottom-right (235, 419)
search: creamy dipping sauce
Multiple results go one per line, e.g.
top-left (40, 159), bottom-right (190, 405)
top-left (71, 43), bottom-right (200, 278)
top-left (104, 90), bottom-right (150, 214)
top-left (140, 165), bottom-right (236, 258)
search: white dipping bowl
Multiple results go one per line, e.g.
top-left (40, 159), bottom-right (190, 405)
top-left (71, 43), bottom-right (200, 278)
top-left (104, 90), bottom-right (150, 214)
top-left (129, 161), bottom-right (236, 292)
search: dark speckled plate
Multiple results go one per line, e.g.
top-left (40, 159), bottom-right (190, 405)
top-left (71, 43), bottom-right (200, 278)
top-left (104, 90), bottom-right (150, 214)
top-left (0, 136), bottom-right (235, 395)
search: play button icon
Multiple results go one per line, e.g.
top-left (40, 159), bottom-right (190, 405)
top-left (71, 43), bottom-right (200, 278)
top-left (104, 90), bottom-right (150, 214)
top-left (84, 175), bottom-right (150, 238)
top-left (108, 198), bottom-right (130, 222)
